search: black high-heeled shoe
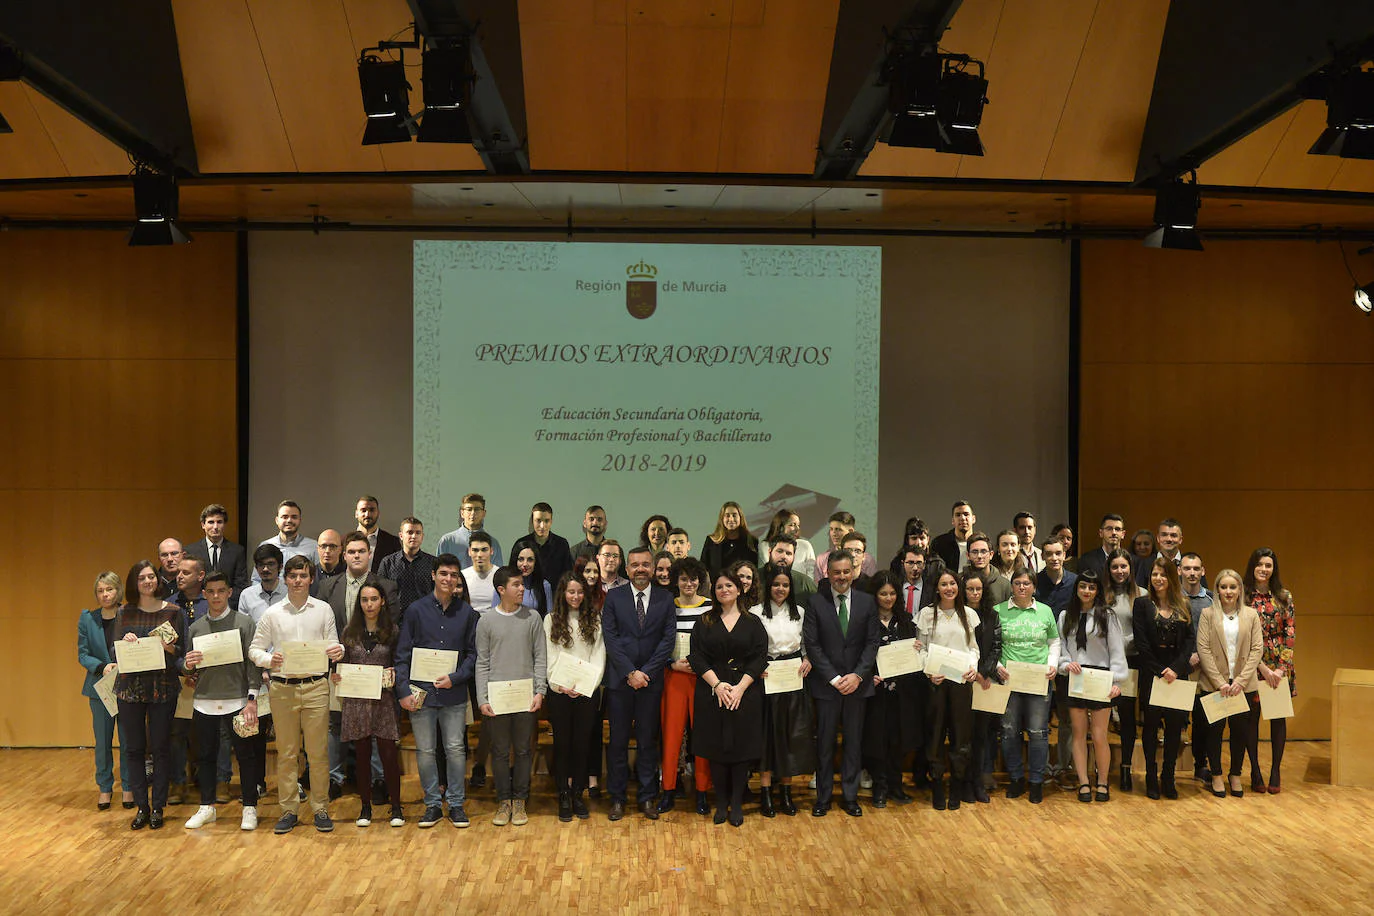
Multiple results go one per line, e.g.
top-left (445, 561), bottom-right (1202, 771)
top-left (1119, 766), bottom-right (1133, 793)
top-left (1230, 777), bottom-right (1244, 798)
top-left (1095, 784), bottom-right (1110, 802)
top-left (713, 808), bottom-right (727, 825)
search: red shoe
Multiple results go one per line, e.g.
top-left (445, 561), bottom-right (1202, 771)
top-left (1267, 785), bottom-right (1282, 794)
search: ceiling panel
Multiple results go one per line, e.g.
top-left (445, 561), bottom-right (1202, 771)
top-left (625, 15), bottom-right (731, 172)
top-left (1197, 108), bottom-right (1294, 188)
top-left (1254, 100), bottom-right (1344, 191)
top-left (171, 0), bottom-right (298, 174)
top-left (1041, 0), bottom-right (1169, 182)
top-left (0, 83), bottom-right (67, 179)
top-left (22, 86), bottom-right (131, 177)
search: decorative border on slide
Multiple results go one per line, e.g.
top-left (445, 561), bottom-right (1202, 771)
top-left (412, 241), bottom-right (561, 520)
top-left (739, 246), bottom-right (881, 530)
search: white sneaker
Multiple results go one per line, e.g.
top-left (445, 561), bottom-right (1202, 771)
top-left (185, 805), bottom-right (217, 829)
top-left (860, 770), bottom-right (873, 789)
top-left (240, 806), bottom-right (258, 831)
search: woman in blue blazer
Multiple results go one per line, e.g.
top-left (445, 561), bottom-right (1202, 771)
top-left (78, 571), bottom-right (133, 810)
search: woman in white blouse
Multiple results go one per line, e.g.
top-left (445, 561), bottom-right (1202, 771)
top-left (753, 567), bottom-right (816, 816)
top-left (1195, 568), bottom-right (1263, 798)
top-left (543, 573), bottom-right (606, 822)
top-left (1057, 570), bottom-right (1126, 802)
top-left (1104, 548), bottom-right (1143, 792)
top-left (915, 570), bottom-right (979, 811)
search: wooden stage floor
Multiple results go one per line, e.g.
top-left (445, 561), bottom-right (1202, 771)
top-left (0, 742), bottom-right (1365, 914)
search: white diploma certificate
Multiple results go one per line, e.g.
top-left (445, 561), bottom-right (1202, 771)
top-left (971, 680), bottom-right (1011, 714)
top-left (113, 637), bottom-right (166, 674)
top-left (1068, 668), bottom-right (1114, 702)
top-left (192, 630), bottom-right (244, 668)
top-left (279, 640), bottom-right (331, 677)
top-left (1005, 660), bottom-right (1051, 696)
top-left (1148, 675), bottom-right (1197, 711)
top-left (1257, 677), bottom-right (1294, 720)
top-left (1200, 689), bottom-right (1251, 724)
top-left (336, 663), bottom-right (385, 700)
top-left (763, 657), bottom-right (804, 694)
top-left (410, 648), bottom-right (459, 684)
top-left (549, 653), bottom-right (600, 696)
top-left (1118, 669), bottom-right (1140, 698)
top-left (94, 665), bottom-right (119, 716)
top-left (922, 643), bottom-right (973, 682)
top-left (876, 638), bottom-right (923, 679)
top-left (488, 678), bottom-right (534, 715)
top-left (674, 632), bottom-right (692, 661)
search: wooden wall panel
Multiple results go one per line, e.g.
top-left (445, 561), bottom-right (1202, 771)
top-left (0, 231), bottom-right (237, 747)
top-left (1080, 239), bottom-right (1374, 740)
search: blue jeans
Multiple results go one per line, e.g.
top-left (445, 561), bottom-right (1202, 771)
top-left (412, 704), bottom-right (467, 809)
top-left (89, 697), bottom-right (130, 793)
top-left (1001, 692), bottom-right (1051, 784)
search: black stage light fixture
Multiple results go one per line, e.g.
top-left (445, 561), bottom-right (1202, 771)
top-left (1309, 68), bottom-right (1374, 160)
top-left (886, 49), bottom-right (988, 155)
top-left (417, 43), bottom-right (472, 143)
top-left (128, 169), bottom-right (190, 246)
top-left (358, 52), bottom-right (413, 145)
top-left (1144, 171), bottom-right (1203, 251)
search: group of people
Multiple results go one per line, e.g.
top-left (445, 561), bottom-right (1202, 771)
top-left (77, 494), bottom-right (1296, 832)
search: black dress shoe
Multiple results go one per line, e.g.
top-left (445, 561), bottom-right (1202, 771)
top-left (1028, 783), bottom-right (1043, 804)
top-left (1161, 778), bottom-right (1178, 800)
top-left (931, 782), bottom-right (946, 810)
top-left (1145, 774), bottom-right (1161, 800)
top-left (130, 809), bottom-right (150, 830)
top-left (657, 790), bottom-right (677, 813)
top-left (778, 786), bottom-right (798, 816)
top-left (841, 800), bottom-right (863, 817)
top-left (871, 791), bottom-right (887, 809)
top-left (149, 809), bottom-right (165, 829)
top-left (608, 800), bottom-right (625, 821)
top-left (469, 765), bottom-right (487, 789)
top-left (1006, 778), bottom-right (1026, 799)
top-left (558, 791), bottom-right (573, 823)
top-left (97, 801), bottom-right (111, 811)
top-left (972, 781), bottom-right (990, 804)
top-left (639, 799), bottom-right (660, 820)
top-left (121, 798), bottom-right (136, 810)
top-left (572, 792), bottom-right (590, 819)
top-left (695, 792), bottom-right (711, 816)
top-left (811, 802), bottom-right (829, 817)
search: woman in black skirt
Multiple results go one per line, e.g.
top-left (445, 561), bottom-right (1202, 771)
top-left (752, 565), bottom-right (817, 816)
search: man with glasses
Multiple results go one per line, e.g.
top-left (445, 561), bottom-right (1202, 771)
top-left (438, 493), bottom-right (504, 570)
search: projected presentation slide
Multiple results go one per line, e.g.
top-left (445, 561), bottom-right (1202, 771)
top-left (413, 241), bottom-right (880, 548)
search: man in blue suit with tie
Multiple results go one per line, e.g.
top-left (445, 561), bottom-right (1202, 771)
top-left (602, 546), bottom-right (677, 821)
top-left (803, 550), bottom-right (880, 817)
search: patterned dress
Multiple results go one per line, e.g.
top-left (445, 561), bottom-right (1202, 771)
top-left (339, 633), bottom-right (401, 742)
top-left (1252, 591), bottom-right (1296, 697)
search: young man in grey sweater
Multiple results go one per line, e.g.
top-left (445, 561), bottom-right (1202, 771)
top-left (181, 572), bottom-right (264, 830)
top-left (476, 566), bottom-right (547, 827)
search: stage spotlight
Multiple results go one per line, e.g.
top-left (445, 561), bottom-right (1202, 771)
top-left (1309, 69), bottom-right (1374, 160)
top-left (1144, 173), bottom-right (1202, 251)
top-left (1356, 282), bottom-right (1374, 313)
top-left (886, 49), bottom-right (988, 155)
top-left (358, 53), bottom-right (413, 145)
top-left (417, 43), bottom-right (472, 143)
top-left (128, 170), bottom-right (190, 246)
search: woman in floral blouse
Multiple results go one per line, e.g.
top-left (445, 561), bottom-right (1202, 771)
top-left (1243, 547), bottom-right (1295, 794)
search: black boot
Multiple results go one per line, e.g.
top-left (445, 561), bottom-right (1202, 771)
top-left (1161, 763), bottom-right (1178, 799)
top-left (778, 785), bottom-right (797, 816)
top-left (695, 791), bottom-right (711, 816)
top-left (558, 791), bottom-right (573, 822)
top-left (656, 789), bottom-right (678, 813)
top-left (931, 778), bottom-right (947, 810)
top-left (760, 786), bottom-right (776, 818)
top-left (1145, 767), bottom-right (1161, 800)
top-left (571, 791), bottom-right (590, 820)
top-left (1120, 766), bottom-right (1133, 792)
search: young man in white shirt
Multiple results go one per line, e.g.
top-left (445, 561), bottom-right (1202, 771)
top-left (462, 531), bottom-right (499, 610)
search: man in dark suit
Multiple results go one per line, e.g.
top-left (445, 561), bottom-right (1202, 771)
top-left (354, 495), bottom-right (402, 571)
top-left (929, 500), bottom-right (976, 572)
top-left (185, 504), bottom-right (250, 608)
top-left (1071, 513), bottom-right (1129, 580)
top-left (601, 545), bottom-right (676, 821)
top-left (803, 550), bottom-right (879, 817)
top-left (509, 501), bottom-right (574, 589)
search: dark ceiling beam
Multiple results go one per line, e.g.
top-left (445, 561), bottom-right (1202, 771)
top-left (0, 0), bottom-right (196, 175)
top-left (1134, 0), bottom-right (1374, 186)
top-left (406, 0), bottom-right (529, 175)
top-left (813, 0), bottom-right (963, 181)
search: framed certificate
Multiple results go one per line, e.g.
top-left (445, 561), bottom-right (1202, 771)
top-left (922, 644), bottom-right (973, 682)
top-left (336, 663), bottom-right (385, 700)
top-left (876, 638), bottom-right (922, 679)
top-left (113, 637), bottom-right (165, 674)
top-left (1257, 677), bottom-right (1294, 720)
top-left (410, 648), bottom-right (459, 684)
top-left (763, 658), bottom-right (803, 694)
top-left (1005, 660), bottom-right (1051, 696)
top-left (193, 630), bottom-right (244, 668)
top-left (1068, 668), bottom-right (1114, 702)
top-left (971, 680), bottom-right (1011, 714)
top-left (488, 678), bottom-right (535, 715)
top-left (279, 640), bottom-right (330, 677)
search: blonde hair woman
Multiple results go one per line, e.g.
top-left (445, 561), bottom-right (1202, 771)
top-left (1195, 569), bottom-right (1262, 798)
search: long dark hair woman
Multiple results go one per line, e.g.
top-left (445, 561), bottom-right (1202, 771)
top-left (114, 560), bottom-right (183, 830)
top-left (1243, 547), bottom-right (1296, 793)
top-left (544, 572), bottom-right (605, 821)
top-left (513, 544), bottom-right (552, 616)
top-left (335, 578), bottom-right (403, 827)
top-left (960, 567), bottom-right (1002, 804)
top-left (688, 571), bottom-right (768, 826)
top-left (77, 570), bottom-right (133, 810)
top-left (1104, 548), bottom-right (1143, 791)
top-left (1132, 557), bottom-right (1194, 800)
top-left (916, 568), bottom-right (980, 810)
top-left (571, 554), bottom-right (605, 795)
top-left (1058, 570), bottom-right (1126, 802)
top-left (700, 501), bottom-right (758, 579)
top-left (862, 571), bottom-right (921, 809)
top-left (753, 565), bottom-right (817, 816)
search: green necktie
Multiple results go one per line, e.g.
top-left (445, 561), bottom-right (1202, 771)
top-left (837, 593), bottom-right (849, 636)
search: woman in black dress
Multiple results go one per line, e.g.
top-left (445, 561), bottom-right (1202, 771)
top-left (334, 578), bottom-right (403, 828)
top-left (689, 570), bottom-right (769, 826)
top-left (862, 572), bottom-right (921, 808)
top-left (699, 501), bottom-right (759, 578)
top-left (960, 567), bottom-right (1003, 804)
top-left (1132, 557), bottom-right (1194, 800)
